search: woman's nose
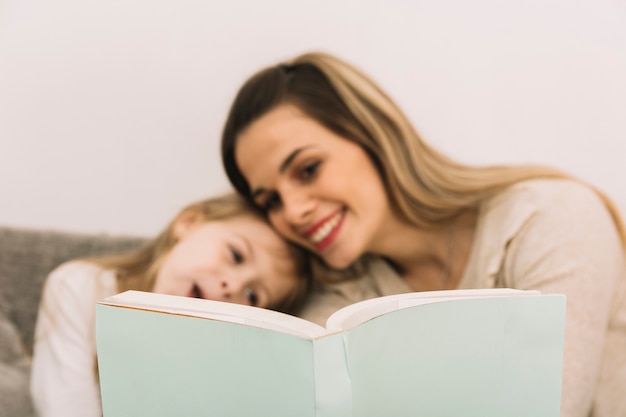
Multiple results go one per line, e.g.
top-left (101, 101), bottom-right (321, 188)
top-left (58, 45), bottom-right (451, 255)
top-left (281, 190), bottom-right (315, 226)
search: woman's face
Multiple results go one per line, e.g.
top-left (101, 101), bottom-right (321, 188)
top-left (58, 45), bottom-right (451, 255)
top-left (153, 214), bottom-right (298, 309)
top-left (235, 104), bottom-right (393, 269)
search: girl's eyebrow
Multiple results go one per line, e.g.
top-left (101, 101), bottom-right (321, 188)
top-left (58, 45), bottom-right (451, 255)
top-left (237, 235), bottom-right (273, 306)
top-left (250, 146), bottom-right (313, 199)
top-left (239, 234), bottom-right (255, 261)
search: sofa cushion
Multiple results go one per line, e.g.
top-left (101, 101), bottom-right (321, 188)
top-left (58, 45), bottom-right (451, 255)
top-left (0, 226), bottom-right (147, 356)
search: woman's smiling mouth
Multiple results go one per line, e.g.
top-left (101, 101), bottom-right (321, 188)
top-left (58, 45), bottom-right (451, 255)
top-left (302, 209), bottom-right (346, 250)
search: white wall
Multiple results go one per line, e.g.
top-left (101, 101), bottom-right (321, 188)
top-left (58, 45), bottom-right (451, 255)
top-left (1, 0), bottom-right (625, 236)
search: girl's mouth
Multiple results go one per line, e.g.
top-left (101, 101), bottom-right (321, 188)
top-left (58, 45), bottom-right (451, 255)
top-left (189, 284), bottom-right (204, 299)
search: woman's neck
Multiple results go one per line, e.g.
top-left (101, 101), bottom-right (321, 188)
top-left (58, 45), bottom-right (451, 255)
top-left (371, 209), bottom-right (478, 292)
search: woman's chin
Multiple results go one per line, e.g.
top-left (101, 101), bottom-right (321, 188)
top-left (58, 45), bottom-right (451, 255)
top-left (321, 252), bottom-right (358, 271)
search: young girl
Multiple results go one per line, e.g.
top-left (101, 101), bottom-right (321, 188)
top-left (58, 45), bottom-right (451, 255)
top-left (221, 51), bottom-right (626, 417)
top-left (30, 193), bottom-right (309, 417)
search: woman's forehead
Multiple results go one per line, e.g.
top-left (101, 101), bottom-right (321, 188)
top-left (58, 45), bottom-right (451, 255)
top-left (236, 105), bottom-right (313, 162)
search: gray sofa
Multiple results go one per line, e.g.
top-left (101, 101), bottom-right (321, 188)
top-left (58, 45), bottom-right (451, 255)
top-left (0, 225), bottom-right (147, 417)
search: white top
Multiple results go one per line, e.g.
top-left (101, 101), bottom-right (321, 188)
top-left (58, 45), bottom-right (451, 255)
top-left (30, 261), bottom-right (118, 417)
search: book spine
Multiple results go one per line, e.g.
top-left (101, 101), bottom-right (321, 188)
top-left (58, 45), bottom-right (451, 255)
top-left (313, 334), bottom-right (352, 417)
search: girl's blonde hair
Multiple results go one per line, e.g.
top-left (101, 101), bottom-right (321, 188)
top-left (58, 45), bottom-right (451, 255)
top-left (89, 193), bottom-right (310, 314)
top-left (222, 51), bottom-right (626, 251)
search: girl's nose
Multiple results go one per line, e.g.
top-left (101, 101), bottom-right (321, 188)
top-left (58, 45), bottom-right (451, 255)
top-left (219, 276), bottom-right (246, 302)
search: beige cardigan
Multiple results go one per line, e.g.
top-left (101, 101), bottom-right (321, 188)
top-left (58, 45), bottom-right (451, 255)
top-left (299, 179), bottom-right (626, 417)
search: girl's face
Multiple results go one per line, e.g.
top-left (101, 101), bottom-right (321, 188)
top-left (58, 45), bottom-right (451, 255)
top-left (153, 214), bottom-right (298, 309)
top-left (235, 104), bottom-right (393, 269)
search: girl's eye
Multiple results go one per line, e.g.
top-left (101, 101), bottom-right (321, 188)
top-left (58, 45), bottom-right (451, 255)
top-left (245, 288), bottom-right (259, 306)
top-left (299, 161), bottom-right (320, 180)
top-left (261, 192), bottom-right (281, 213)
top-left (230, 247), bottom-right (244, 264)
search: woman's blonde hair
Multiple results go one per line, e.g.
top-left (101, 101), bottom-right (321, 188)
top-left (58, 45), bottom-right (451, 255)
top-left (222, 51), bottom-right (626, 250)
top-left (89, 193), bottom-right (310, 314)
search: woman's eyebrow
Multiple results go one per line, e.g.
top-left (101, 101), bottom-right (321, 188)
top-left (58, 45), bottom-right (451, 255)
top-left (279, 146), bottom-right (310, 173)
top-left (250, 146), bottom-right (313, 198)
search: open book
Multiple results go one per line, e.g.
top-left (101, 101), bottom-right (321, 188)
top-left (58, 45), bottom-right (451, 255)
top-left (96, 288), bottom-right (566, 417)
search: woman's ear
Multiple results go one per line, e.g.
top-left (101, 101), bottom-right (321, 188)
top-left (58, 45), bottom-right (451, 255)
top-left (172, 210), bottom-right (203, 241)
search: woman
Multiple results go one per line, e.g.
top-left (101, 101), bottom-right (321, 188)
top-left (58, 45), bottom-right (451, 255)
top-left (221, 51), bottom-right (626, 417)
top-left (31, 193), bottom-right (310, 417)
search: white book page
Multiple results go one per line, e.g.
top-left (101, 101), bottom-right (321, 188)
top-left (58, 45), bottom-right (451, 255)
top-left (100, 290), bottom-right (329, 339)
top-left (325, 288), bottom-right (541, 332)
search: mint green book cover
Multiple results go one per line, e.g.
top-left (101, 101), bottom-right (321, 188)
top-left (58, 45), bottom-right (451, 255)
top-left (345, 296), bottom-right (565, 417)
top-left (96, 290), bottom-right (565, 417)
top-left (97, 304), bottom-right (322, 417)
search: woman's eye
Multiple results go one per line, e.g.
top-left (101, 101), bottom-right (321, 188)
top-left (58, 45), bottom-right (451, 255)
top-left (261, 192), bottom-right (281, 213)
top-left (245, 288), bottom-right (259, 306)
top-left (299, 161), bottom-right (320, 180)
top-left (230, 247), bottom-right (244, 264)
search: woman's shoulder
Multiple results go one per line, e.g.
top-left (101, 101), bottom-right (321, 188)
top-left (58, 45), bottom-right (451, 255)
top-left (494, 178), bottom-right (604, 209)
top-left (477, 178), bottom-right (616, 255)
top-left (481, 178), bottom-right (612, 227)
top-left (464, 179), bottom-right (621, 288)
